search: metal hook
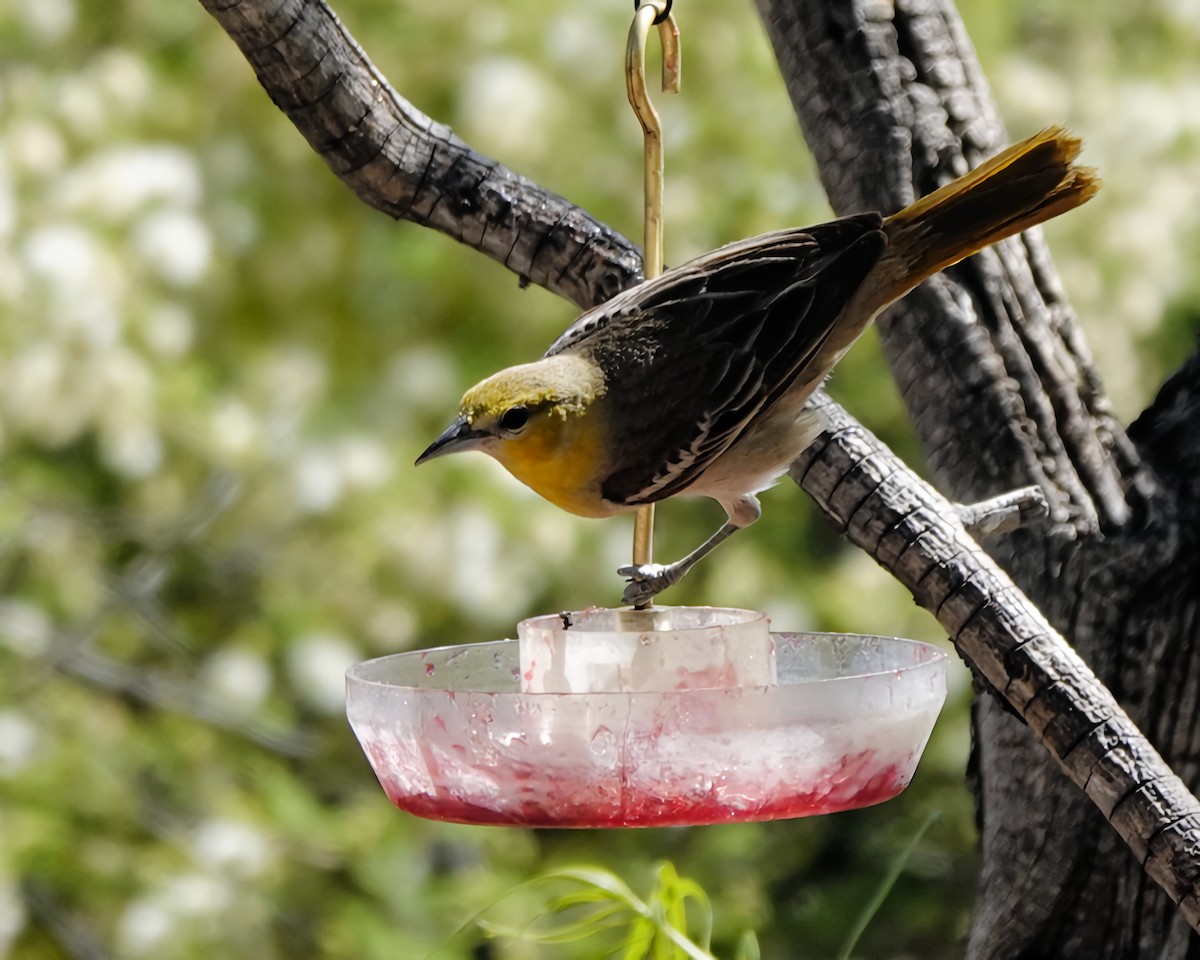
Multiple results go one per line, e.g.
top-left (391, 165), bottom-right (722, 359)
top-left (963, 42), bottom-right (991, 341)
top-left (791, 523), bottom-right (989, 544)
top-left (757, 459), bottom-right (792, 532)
top-left (625, 0), bottom-right (680, 605)
top-left (626, 0), bottom-right (680, 281)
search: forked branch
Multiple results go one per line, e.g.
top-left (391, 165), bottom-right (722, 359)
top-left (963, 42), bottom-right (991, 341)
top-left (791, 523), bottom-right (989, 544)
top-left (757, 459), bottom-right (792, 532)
top-left (198, 0), bottom-right (1200, 931)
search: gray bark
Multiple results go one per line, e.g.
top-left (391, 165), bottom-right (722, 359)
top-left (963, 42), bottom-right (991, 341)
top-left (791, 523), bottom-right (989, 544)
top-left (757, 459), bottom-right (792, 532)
top-left (755, 0), bottom-right (1200, 956)
top-left (199, 0), bottom-right (1200, 954)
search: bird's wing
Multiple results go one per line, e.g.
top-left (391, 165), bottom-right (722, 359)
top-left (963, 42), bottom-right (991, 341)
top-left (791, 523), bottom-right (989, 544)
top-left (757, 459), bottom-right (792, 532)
top-left (562, 214), bottom-right (886, 507)
top-left (547, 221), bottom-right (868, 356)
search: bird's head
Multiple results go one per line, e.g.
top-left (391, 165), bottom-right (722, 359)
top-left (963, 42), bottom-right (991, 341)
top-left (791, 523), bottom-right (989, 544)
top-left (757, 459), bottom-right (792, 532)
top-left (416, 354), bottom-right (608, 472)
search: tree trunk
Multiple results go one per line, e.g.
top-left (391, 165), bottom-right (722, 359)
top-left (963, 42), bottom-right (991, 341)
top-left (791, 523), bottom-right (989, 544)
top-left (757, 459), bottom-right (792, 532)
top-left (755, 1), bottom-right (1200, 956)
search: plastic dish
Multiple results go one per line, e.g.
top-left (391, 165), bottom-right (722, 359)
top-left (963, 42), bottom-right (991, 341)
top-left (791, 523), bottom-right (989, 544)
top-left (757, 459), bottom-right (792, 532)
top-left (346, 625), bottom-right (947, 828)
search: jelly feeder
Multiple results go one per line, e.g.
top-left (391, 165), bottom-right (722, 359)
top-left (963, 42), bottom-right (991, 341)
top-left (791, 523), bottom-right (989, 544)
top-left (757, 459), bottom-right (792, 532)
top-left (345, 2), bottom-right (947, 827)
top-left (346, 606), bottom-right (947, 827)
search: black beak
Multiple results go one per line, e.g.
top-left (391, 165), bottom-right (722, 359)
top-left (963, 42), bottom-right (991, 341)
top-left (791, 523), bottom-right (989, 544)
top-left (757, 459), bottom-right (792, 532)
top-left (415, 415), bottom-right (490, 465)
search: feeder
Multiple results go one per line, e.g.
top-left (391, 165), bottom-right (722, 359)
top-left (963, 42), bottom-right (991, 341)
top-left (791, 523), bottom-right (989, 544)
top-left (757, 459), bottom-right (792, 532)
top-left (345, 606), bottom-right (947, 828)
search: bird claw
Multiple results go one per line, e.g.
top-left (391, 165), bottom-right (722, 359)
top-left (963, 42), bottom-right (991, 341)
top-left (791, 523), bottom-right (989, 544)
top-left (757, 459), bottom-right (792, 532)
top-left (618, 562), bottom-right (679, 607)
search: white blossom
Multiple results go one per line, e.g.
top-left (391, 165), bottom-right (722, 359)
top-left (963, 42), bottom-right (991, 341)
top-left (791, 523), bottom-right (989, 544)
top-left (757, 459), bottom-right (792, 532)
top-left (118, 874), bottom-right (234, 957)
top-left (364, 602), bottom-right (416, 651)
top-left (292, 447), bottom-right (343, 513)
top-left (287, 632), bottom-right (362, 714)
top-left (12, 0), bottom-right (76, 42)
top-left (131, 208), bottom-right (212, 286)
top-left (22, 222), bottom-right (102, 289)
top-left (0, 875), bottom-right (26, 958)
top-left (201, 648), bottom-right (273, 716)
top-left (0, 600), bottom-right (51, 656)
top-left (386, 345), bottom-right (458, 416)
top-left (0, 711), bottom-right (39, 776)
top-left (458, 57), bottom-right (561, 159)
top-left (337, 435), bottom-right (393, 491)
top-left (56, 144), bottom-right (202, 220)
top-left (189, 819), bottom-right (276, 879)
top-left (101, 421), bottom-right (163, 478)
top-left (117, 899), bottom-right (173, 957)
top-left (142, 302), bottom-right (194, 358)
top-left (6, 119), bottom-right (67, 177)
top-left (55, 73), bottom-right (107, 140)
top-left (209, 398), bottom-right (263, 463)
top-left (92, 49), bottom-right (151, 115)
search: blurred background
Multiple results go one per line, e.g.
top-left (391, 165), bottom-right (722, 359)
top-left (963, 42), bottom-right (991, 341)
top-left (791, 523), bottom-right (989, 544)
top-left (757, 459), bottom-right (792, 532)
top-left (0, 0), bottom-right (1197, 956)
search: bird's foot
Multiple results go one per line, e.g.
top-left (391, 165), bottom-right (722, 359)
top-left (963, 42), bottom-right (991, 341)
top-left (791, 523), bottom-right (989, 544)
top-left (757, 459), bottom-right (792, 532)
top-left (618, 562), bottom-right (683, 607)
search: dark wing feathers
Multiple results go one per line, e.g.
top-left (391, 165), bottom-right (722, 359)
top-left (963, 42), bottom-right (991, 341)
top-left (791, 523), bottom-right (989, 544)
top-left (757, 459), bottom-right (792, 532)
top-left (544, 225), bottom-right (862, 356)
top-left (550, 214), bottom-right (886, 507)
top-left (619, 274), bottom-right (823, 502)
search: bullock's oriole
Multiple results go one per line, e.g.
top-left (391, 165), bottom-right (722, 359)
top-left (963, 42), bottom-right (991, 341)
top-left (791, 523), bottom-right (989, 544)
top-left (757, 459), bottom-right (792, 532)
top-left (418, 128), bottom-right (1098, 605)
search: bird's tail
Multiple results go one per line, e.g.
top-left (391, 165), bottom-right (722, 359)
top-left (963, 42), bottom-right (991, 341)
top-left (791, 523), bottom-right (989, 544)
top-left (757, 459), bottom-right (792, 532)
top-left (877, 126), bottom-right (1099, 305)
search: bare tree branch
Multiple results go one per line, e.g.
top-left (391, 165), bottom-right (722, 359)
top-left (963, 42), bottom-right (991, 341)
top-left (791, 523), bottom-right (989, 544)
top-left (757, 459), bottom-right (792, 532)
top-left (197, 0), bottom-right (1200, 947)
top-left (198, 0), bottom-right (643, 310)
top-left (794, 392), bottom-right (1200, 934)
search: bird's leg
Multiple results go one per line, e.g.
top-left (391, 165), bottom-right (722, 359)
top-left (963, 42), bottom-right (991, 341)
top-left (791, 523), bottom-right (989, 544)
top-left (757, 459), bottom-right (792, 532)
top-left (618, 521), bottom-right (742, 607)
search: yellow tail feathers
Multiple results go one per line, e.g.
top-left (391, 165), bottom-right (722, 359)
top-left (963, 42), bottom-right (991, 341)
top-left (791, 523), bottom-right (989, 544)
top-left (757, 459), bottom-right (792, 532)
top-left (883, 126), bottom-right (1100, 296)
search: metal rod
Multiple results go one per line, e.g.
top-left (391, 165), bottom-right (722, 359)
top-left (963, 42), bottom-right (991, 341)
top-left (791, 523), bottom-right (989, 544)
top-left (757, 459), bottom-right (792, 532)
top-left (625, 0), bottom-right (679, 607)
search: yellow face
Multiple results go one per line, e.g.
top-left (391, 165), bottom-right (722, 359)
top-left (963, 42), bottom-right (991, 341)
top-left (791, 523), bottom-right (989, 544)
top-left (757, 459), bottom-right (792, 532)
top-left (419, 355), bottom-right (619, 519)
top-left (477, 401), bottom-right (615, 519)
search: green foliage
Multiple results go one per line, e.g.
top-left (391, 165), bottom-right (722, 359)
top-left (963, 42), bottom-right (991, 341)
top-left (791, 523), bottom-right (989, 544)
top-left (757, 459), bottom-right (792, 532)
top-left (835, 811), bottom-right (940, 960)
top-left (459, 863), bottom-right (745, 960)
top-left (436, 813), bottom-right (938, 960)
top-left (0, 0), bottom-right (1197, 958)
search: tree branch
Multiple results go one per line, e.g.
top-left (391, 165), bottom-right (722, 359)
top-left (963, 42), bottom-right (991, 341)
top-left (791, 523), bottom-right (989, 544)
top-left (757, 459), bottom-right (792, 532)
top-left (794, 393), bottom-right (1200, 932)
top-left (198, 0), bottom-right (1200, 939)
top-left (197, 0), bottom-right (643, 310)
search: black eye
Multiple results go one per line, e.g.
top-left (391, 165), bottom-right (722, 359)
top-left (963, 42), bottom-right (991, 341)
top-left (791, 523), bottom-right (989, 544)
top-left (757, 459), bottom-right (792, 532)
top-left (498, 405), bottom-right (530, 433)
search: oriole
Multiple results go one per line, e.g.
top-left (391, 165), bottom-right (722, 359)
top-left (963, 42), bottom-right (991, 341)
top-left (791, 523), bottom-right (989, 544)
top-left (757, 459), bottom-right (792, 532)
top-left (418, 128), bottom-right (1098, 605)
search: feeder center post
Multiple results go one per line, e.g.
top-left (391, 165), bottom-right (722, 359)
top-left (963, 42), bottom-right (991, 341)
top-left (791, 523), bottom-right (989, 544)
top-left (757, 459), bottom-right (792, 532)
top-left (625, 0), bottom-right (680, 607)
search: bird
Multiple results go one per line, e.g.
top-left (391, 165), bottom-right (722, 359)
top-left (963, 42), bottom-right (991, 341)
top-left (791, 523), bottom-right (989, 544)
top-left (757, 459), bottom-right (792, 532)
top-left (417, 127), bottom-right (1099, 606)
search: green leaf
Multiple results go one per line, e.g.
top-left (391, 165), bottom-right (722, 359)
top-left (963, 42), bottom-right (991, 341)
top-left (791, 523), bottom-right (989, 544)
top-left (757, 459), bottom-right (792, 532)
top-left (733, 931), bottom-right (762, 960)
top-left (835, 809), bottom-right (942, 960)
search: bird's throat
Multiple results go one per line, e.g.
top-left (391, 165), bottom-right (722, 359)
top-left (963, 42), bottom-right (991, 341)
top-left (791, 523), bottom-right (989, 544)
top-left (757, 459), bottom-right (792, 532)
top-left (490, 411), bottom-right (616, 519)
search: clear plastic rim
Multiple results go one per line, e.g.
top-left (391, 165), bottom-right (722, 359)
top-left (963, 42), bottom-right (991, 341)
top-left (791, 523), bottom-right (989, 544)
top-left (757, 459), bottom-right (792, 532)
top-left (519, 605), bottom-right (767, 631)
top-left (345, 632), bottom-right (948, 696)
